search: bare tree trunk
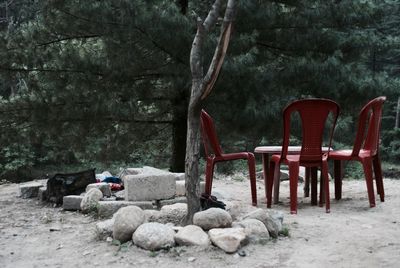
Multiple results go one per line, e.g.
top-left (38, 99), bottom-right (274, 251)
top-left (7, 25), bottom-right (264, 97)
top-left (395, 96), bottom-right (400, 129)
top-left (170, 91), bottom-right (188, 172)
top-left (184, 0), bottom-right (237, 224)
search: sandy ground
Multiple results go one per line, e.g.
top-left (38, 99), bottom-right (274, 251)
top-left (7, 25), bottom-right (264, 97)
top-left (1, 175), bottom-right (399, 268)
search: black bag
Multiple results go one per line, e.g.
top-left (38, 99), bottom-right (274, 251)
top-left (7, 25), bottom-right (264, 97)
top-left (46, 169), bottom-right (96, 205)
top-left (200, 193), bottom-right (226, 210)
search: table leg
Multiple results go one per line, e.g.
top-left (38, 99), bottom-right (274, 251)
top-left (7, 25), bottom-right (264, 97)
top-left (311, 167), bottom-right (318, 205)
top-left (262, 153), bottom-right (270, 206)
top-left (304, 167), bottom-right (310, 197)
top-left (334, 160), bottom-right (343, 200)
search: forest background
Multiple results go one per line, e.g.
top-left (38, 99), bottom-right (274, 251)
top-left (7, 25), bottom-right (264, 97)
top-left (1, 0), bottom-right (399, 183)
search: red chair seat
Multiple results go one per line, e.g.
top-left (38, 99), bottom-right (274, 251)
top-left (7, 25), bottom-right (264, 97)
top-left (267, 99), bottom-right (340, 214)
top-left (201, 110), bottom-right (257, 206)
top-left (329, 97), bottom-right (386, 207)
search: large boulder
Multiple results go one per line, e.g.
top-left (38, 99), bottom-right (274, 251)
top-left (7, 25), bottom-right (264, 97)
top-left (243, 208), bottom-right (283, 238)
top-left (174, 225), bottom-right (210, 247)
top-left (193, 208), bottom-right (232, 230)
top-left (95, 218), bottom-right (115, 240)
top-left (80, 188), bottom-right (103, 214)
top-left (113, 206), bottom-right (146, 243)
top-left (132, 222), bottom-right (175, 250)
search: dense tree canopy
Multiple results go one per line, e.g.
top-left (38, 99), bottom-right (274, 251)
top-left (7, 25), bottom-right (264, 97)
top-left (0, 0), bottom-right (399, 182)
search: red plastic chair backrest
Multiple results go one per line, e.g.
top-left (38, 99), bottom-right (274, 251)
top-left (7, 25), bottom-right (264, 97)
top-left (200, 110), bottom-right (223, 157)
top-left (351, 96), bottom-right (386, 157)
top-left (281, 99), bottom-right (340, 162)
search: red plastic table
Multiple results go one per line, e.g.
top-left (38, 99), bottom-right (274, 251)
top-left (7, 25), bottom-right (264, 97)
top-left (254, 146), bottom-right (330, 206)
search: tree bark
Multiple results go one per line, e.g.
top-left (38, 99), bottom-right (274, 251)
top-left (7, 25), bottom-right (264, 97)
top-left (170, 91), bottom-right (188, 172)
top-left (184, 0), bottom-right (237, 224)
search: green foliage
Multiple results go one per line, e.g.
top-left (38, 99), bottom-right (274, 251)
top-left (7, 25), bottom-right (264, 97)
top-left (0, 0), bottom-right (399, 181)
top-left (279, 227), bottom-right (290, 237)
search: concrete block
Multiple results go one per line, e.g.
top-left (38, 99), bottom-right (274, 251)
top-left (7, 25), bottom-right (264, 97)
top-left (37, 186), bottom-right (47, 201)
top-left (124, 171), bottom-right (176, 201)
top-left (175, 181), bottom-right (206, 197)
top-left (159, 196), bottom-right (187, 208)
top-left (19, 182), bottom-right (44, 198)
top-left (97, 201), bottom-right (154, 218)
top-left (86, 182), bottom-right (111, 197)
top-left (63, 195), bottom-right (83, 211)
top-left (172, 172), bottom-right (185, 181)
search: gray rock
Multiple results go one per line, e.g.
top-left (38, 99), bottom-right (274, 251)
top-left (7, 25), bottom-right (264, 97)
top-left (63, 195), bottom-right (83, 211)
top-left (144, 209), bottom-right (163, 223)
top-left (113, 206), bottom-right (145, 243)
top-left (243, 208), bottom-right (283, 238)
top-left (19, 182), bottom-right (43, 198)
top-left (80, 188), bottom-right (103, 214)
top-left (174, 225), bottom-right (210, 247)
top-left (208, 228), bottom-right (247, 253)
top-left (160, 203), bottom-right (187, 225)
top-left (193, 208), bottom-right (232, 231)
top-left (97, 201), bottom-right (154, 218)
top-left (132, 222), bottom-right (175, 250)
top-left (95, 218), bottom-right (114, 240)
top-left (232, 219), bottom-right (270, 241)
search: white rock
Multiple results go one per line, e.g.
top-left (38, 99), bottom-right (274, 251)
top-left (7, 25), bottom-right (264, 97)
top-left (159, 203), bottom-right (187, 225)
top-left (132, 222), bottom-right (175, 250)
top-left (208, 228), bottom-right (247, 253)
top-left (174, 225), bottom-right (210, 247)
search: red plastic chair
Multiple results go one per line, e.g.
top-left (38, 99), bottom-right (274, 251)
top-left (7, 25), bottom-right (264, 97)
top-left (329, 96), bottom-right (386, 207)
top-left (267, 99), bottom-right (340, 214)
top-left (200, 110), bottom-right (257, 206)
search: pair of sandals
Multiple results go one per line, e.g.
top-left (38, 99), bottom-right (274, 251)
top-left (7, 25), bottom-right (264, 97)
top-left (200, 193), bottom-right (226, 210)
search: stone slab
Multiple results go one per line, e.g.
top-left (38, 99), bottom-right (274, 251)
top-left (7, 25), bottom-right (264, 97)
top-left (124, 172), bottom-right (176, 201)
top-left (19, 182), bottom-right (44, 198)
top-left (63, 195), bottom-right (83, 211)
top-left (97, 201), bottom-right (154, 218)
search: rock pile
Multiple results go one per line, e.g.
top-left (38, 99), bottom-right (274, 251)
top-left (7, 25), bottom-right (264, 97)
top-left (96, 204), bottom-right (284, 253)
top-left (18, 166), bottom-right (286, 254)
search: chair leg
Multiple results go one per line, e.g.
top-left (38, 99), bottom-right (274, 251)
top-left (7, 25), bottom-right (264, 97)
top-left (310, 167), bottom-right (318, 206)
top-left (247, 154), bottom-right (257, 206)
top-left (267, 160), bottom-right (278, 208)
top-left (204, 158), bottom-right (215, 195)
top-left (373, 155), bottom-right (384, 202)
top-left (334, 160), bottom-right (343, 200)
top-left (361, 159), bottom-right (376, 208)
top-left (322, 160), bottom-right (330, 213)
top-left (304, 167), bottom-right (310, 197)
top-left (289, 162), bottom-right (300, 214)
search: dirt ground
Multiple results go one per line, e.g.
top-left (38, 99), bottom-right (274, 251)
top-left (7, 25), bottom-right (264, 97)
top-left (1, 175), bottom-right (400, 268)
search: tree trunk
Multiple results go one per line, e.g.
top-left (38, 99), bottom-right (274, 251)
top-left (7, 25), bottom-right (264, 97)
top-left (184, 0), bottom-right (237, 224)
top-left (170, 92), bottom-right (188, 172)
top-left (396, 96), bottom-right (400, 129)
top-left (184, 96), bottom-right (202, 223)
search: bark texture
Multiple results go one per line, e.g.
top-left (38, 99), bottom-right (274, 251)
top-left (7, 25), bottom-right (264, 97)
top-left (185, 0), bottom-right (237, 224)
